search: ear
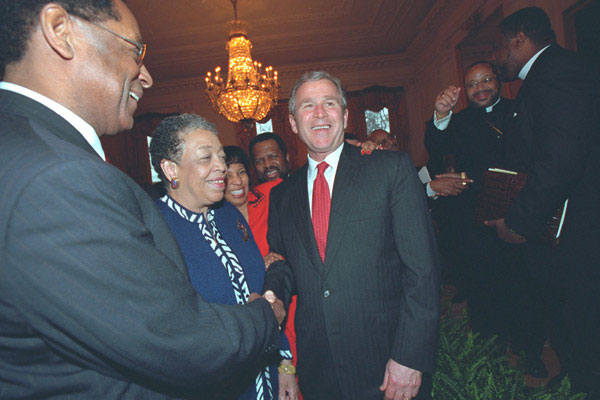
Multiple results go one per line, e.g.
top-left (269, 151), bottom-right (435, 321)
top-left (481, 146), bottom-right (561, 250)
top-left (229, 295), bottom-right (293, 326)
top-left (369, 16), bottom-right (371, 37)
top-left (343, 108), bottom-right (349, 130)
top-left (39, 4), bottom-right (77, 60)
top-left (289, 114), bottom-right (299, 135)
top-left (160, 159), bottom-right (178, 182)
top-left (512, 32), bottom-right (527, 50)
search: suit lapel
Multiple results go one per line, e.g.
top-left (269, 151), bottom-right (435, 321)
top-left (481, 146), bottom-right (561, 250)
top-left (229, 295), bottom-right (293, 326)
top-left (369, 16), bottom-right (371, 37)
top-left (289, 164), bottom-right (325, 277)
top-left (322, 145), bottom-right (362, 277)
top-left (0, 89), bottom-right (99, 158)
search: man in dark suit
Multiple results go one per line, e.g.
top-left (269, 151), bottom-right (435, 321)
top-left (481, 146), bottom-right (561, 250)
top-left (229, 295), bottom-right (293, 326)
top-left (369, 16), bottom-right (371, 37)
top-left (424, 62), bottom-right (547, 378)
top-left (263, 71), bottom-right (441, 400)
top-left (490, 7), bottom-right (600, 396)
top-left (0, 1), bottom-right (281, 398)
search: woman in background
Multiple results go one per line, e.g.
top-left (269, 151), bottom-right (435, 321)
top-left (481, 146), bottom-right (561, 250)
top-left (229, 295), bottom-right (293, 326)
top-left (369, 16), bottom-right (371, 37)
top-left (150, 114), bottom-right (297, 400)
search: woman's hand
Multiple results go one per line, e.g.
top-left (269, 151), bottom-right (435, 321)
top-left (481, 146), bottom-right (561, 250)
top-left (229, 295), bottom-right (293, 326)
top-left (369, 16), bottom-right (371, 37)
top-left (264, 251), bottom-right (284, 270)
top-left (278, 359), bottom-right (299, 400)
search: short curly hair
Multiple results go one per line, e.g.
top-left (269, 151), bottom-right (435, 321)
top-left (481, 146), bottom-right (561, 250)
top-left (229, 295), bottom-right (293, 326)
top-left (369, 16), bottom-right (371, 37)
top-left (149, 113), bottom-right (219, 187)
top-left (0, 1), bottom-right (122, 72)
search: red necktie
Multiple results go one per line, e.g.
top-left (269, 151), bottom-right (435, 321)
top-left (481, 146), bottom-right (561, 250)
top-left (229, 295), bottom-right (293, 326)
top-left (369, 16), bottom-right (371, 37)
top-left (312, 162), bottom-right (330, 263)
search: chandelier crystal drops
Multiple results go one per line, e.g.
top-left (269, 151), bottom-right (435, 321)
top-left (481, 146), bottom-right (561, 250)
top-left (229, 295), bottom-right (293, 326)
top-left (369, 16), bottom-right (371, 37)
top-left (205, 1), bottom-right (279, 124)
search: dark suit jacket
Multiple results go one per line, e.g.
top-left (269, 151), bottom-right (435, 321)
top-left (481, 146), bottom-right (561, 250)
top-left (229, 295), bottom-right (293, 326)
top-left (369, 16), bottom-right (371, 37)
top-left (0, 89), bottom-right (280, 399)
top-left (504, 45), bottom-right (600, 264)
top-left (425, 98), bottom-right (514, 224)
top-left (263, 144), bottom-right (441, 399)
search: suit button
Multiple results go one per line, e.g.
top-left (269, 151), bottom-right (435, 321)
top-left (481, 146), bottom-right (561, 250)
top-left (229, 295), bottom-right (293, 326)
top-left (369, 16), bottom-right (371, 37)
top-left (323, 290), bottom-right (330, 298)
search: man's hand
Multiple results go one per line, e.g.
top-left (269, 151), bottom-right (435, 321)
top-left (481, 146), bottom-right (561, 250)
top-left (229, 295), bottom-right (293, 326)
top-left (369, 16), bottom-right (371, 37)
top-left (430, 172), bottom-right (473, 196)
top-left (485, 218), bottom-right (527, 244)
top-left (435, 86), bottom-right (461, 119)
top-left (263, 252), bottom-right (284, 270)
top-left (278, 359), bottom-right (299, 400)
top-left (379, 359), bottom-right (422, 400)
top-left (249, 291), bottom-right (286, 325)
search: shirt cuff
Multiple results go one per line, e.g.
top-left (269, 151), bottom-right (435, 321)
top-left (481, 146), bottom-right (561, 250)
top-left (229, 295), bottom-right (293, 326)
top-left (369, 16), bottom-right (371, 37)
top-left (433, 111), bottom-right (452, 130)
top-left (426, 182), bottom-right (438, 199)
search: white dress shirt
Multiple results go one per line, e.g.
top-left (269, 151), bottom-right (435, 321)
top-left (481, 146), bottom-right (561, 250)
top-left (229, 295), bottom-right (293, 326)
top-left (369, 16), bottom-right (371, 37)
top-left (518, 44), bottom-right (551, 80)
top-left (306, 142), bottom-right (344, 214)
top-left (0, 81), bottom-right (106, 161)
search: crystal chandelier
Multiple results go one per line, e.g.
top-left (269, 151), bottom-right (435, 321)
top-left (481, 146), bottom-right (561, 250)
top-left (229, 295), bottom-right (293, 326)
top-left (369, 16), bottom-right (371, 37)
top-left (205, 0), bottom-right (279, 125)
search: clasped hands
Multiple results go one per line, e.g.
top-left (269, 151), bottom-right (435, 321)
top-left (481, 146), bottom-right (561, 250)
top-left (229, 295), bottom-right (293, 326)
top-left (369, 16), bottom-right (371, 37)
top-left (248, 291), bottom-right (286, 326)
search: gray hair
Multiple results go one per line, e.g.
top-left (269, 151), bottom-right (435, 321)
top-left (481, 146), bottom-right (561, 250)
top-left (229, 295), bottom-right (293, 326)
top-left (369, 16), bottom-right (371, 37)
top-left (288, 71), bottom-right (347, 116)
top-left (149, 113), bottom-right (218, 186)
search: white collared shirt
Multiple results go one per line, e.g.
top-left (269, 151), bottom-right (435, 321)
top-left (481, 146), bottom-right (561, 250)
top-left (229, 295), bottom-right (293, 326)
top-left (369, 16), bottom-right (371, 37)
top-left (518, 45), bottom-right (551, 80)
top-left (0, 81), bottom-right (106, 161)
top-left (306, 142), bottom-right (344, 214)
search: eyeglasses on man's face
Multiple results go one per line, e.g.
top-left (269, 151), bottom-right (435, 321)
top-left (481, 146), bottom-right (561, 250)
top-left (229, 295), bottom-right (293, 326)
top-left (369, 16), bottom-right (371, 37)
top-left (465, 76), bottom-right (495, 89)
top-left (73, 15), bottom-right (146, 66)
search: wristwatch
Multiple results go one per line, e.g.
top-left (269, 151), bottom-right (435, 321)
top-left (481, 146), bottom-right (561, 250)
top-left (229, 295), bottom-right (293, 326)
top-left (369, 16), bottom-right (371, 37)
top-left (278, 363), bottom-right (296, 375)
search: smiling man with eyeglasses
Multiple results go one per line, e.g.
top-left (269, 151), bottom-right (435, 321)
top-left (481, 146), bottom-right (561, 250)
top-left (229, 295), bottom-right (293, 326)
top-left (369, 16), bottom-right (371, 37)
top-left (423, 60), bottom-right (549, 379)
top-left (0, 0), bottom-right (282, 398)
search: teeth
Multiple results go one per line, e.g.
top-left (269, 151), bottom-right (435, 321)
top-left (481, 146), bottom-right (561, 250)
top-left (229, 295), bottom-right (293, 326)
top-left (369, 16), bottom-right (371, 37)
top-left (129, 91), bottom-right (139, 102)
top-left (312, 125), bottom-right (330, 130)
top-left (230, 189), bottom-right (244, 195)
top-left (208, 179), bottom-right (224, 184)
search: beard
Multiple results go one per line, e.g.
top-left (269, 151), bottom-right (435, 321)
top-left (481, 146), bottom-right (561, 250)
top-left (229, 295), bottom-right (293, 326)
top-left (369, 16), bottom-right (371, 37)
top-left (499, 48), bottom-right (519, 82)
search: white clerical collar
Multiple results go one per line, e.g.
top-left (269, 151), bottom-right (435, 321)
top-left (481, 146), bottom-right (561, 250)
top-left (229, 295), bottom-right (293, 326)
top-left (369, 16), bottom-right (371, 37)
top-left (485, 97), bottom-right (501, 113)
top-left (518, 44), bottom-right (552, 81)
top-left (0, 81), bottom-right (106, 161)
top-left (307, 141), bottom-right (344, 172)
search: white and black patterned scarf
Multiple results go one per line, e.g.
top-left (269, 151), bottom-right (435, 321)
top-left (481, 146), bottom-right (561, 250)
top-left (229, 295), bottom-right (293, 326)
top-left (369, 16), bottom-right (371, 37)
top-left (161, 195), bottom-right (273, 399)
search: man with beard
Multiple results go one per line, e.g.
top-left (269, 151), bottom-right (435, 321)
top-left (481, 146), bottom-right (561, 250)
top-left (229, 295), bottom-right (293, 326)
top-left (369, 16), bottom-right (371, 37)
top-left (249, 132), bottom-right (291, 183)
top-left (490, 7), bottom-right (600, 395)
top-left (424, 61), bottom-right (547, 377)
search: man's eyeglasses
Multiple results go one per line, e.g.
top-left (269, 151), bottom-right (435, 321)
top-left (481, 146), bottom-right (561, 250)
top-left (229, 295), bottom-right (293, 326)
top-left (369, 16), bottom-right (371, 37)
top-left (74, 16), bottom-right (146, 66)
top-left (465, 76), bottom-right (495, 89)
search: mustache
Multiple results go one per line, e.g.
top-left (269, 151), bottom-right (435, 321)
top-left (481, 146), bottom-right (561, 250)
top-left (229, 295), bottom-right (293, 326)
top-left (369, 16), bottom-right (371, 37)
top-left (264, 166), bottom-right (282, 174)
top-left (474, 89), bottom-right (493, 96)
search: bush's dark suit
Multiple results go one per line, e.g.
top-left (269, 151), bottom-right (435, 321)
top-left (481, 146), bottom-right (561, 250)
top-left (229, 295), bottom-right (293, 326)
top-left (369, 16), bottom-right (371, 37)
top-left (263, 144), bottom-right (441, 399)
top-left (504, 44), bottom-right (600, 388)
top-left (0, 89), bottom-right (280, 398)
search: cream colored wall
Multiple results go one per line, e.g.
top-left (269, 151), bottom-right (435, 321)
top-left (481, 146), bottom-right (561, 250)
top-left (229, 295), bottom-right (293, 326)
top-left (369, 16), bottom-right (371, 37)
top-left (136, 0), bottom-right (578, 164)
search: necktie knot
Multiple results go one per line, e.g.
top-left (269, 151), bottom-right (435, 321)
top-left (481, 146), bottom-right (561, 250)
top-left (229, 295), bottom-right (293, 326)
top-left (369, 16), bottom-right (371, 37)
top-left (317, 161), bottom-right (329, 175)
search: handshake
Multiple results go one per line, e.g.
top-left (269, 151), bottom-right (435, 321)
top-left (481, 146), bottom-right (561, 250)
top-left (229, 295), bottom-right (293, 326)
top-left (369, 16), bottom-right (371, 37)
top-left (249, 291), bottom-right (286, 326)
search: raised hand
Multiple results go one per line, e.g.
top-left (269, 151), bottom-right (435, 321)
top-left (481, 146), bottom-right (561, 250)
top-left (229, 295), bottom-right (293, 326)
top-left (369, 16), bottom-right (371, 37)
top-left (435, 86), bottom-right (461, 119)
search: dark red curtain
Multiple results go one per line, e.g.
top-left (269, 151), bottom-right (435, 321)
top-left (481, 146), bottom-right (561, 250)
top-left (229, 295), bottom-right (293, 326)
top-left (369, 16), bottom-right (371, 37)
top-left (101, 112), bottom-right (177, 188)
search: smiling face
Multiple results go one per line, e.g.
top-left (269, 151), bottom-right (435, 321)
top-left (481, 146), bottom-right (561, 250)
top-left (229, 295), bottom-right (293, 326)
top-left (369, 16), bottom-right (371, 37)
top-left (165, 129), bottom-right (226, 214)
top-left (74, 0), bottom-right (153, 135)
top-left (251, 139), bottom-right (289, 183)
top-left (225, 162), bottom-right (250, 208)
top-left (289, 79), bottom-right (348, 162)
top-left (464, 63), bottom-right (500, 109)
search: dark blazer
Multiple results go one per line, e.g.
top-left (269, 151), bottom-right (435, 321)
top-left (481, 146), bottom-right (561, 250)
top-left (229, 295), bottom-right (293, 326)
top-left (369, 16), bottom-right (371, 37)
top-left (504, 45), bottom-right (600, 253)
top-left (263, 144), bottom-right (441, 399)
top-left (0, 89), bottom-right (280, 399)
